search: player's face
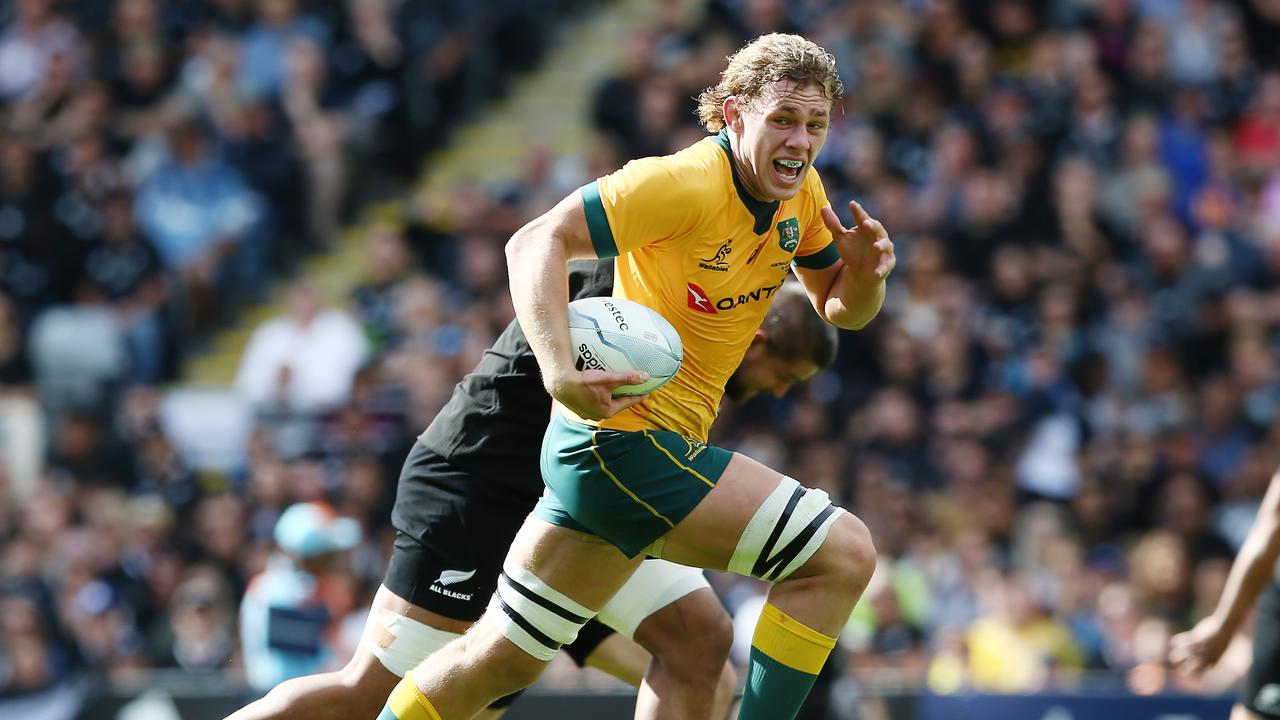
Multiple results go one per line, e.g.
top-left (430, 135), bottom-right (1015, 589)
top-left (729, 79), bottom-right (831, 202)
top-left (726, 345), bottom-right (821, 403)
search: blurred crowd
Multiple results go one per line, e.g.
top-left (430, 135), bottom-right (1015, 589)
top-left (5, 0), bottom-right (1280, 716)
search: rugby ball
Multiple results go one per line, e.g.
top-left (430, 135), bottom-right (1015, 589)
top-left (567, 297), bottom-right (683, 395)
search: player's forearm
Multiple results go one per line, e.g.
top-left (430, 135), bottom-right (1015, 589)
top-left (1212, 525), bottom-right (1280, 633)
top-left (823, 263), bottom-right (885, 330)
top-left (506, 220), bottom-right (576, 390)
top-left (1211, 477), bottom-right (1280, 632)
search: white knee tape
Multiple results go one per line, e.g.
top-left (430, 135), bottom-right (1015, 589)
top-left (362, 608), bottom-right (462, 676)
top-left (597, 559), bottom-right (710, 640)
top-left (493, 564), bottom-right (594, 661)
top-left (728, 476), bottom-right (844, 582)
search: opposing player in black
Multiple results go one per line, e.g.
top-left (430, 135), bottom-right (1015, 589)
top-left (226, 260), bottom-right (838, 720)
top-left (1172, 465), bottom-right (1280, 719)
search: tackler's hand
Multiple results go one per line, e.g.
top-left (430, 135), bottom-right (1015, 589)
top-left (822, 200), bottom-right (895, 284)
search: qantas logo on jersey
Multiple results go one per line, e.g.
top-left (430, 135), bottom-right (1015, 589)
top-left (687, 281), bottom-right (785, 313)
top-left (687, 282), bottom-right (717, 314)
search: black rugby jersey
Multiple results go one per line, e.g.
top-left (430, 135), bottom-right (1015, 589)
top-left (416, 259), bottom-right (614, 500)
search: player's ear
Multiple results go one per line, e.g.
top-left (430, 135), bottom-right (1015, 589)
top-left (748, 329), bottom-right (769, 352)
top-left (724, 96), bottom-right (744, 133)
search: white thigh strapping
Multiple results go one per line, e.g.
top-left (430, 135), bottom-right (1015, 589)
top-left (596, 559), bottom-right (711, 640)
top-left (362, 607), bottom-right (462, 676)
top-left (728, 476), bottom-right (844, 582)
top-left (492, 563), bottom-right (595, 661)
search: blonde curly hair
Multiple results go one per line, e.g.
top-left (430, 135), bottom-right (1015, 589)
top-left (696, 33), bottom-right (842, 133)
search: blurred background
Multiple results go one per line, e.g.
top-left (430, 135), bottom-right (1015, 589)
top-left (0, 0), bottom-right (1277, 718)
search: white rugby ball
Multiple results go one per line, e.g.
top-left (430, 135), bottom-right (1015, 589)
top-left (567, 297), bottom-right (683, 395)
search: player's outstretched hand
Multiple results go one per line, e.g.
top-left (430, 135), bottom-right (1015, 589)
top-left (822, 200), bottom-right (895, 282)
top-left (1169, 615), bottom-right (1231, 676)
top-left (550, 369), bottom-right (650, 420)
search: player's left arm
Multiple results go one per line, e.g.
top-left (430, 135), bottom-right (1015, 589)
top-left (791, 199), bottom-right (894, 330)
top-left (1171, 467), bottom-right (1280, 674)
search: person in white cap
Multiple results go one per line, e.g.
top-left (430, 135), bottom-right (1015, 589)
top-left (239, 502), bottom-right (363, 692)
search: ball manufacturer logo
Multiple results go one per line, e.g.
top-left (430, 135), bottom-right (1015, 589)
top-left (575, 344), bottom-right (609, 371)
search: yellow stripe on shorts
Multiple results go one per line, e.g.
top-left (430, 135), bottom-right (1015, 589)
top-left (591, 431), bottom-right (676, 528)
top-left (751, 603), bottom-right (836, 675)
top-left (643, 430), bottom-right (716, 488)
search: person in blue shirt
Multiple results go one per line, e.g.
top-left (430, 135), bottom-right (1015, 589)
top-left (239, 502), bottom-right (362, 693)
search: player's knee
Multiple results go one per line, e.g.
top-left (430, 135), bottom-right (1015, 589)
top-left (645, 592), bottom-right (733, 679)
top-left (676, 603), bottom-right (734, 679)
top-left (684, 598), bottom-right (734, 671)
top-left (816, 514), bottom-right (877, 594)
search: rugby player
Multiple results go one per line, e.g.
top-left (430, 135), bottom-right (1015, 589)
top-left (379, 33), bottom-right (894, 720)
top-left (1171, 466), bottom-right (1280, 719)
top-left (226, 260), bottom-right (839, 720)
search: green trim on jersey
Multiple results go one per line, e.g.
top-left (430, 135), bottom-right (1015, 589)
top-left (534, 413), bottom-right (734, 557)
top-left (714, 129), bottom-right (780, 236)
top-left (793, 242), bottom-right (839, 270)
top-left (580, 181), bottom-right (619, 258)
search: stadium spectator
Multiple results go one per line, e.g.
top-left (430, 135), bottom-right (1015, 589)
top-left (238, 501), bottom-right (361, 693)
top-left (134, 115), bottom-right (267, 327)
top-left (234, 282), bottom-right (367, 412)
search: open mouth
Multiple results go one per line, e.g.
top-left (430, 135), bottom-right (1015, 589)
top-left (773, 158), bottom-right (804, 183)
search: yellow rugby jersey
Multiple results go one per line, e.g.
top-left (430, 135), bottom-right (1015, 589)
top-left (576, 130), bottom-right (839, 441)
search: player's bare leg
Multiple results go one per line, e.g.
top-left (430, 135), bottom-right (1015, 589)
top-left (225, 587), bottom-right (458, 720)
top-left (1232, 706), bottom-right (1266, 720)
top-left (625, 588), bottom-right (737, 720)
top-left (235, 574), bottom-right (732, 720)
top-left (384, 451), bottom-right (872, 720)
top-left (658, 454), bottom-right (874, 635)
top-left (656, 454), bottom-right (875, 718)
top-left (583, 599), bottom-right (737, 717)
top-left (381, 521), bottom-right (644, 719)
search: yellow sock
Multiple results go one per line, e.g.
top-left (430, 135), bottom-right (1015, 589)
top-left (378, 675), bottom-right (443, 720)
top-left (739, 603), bottom-right (837, 720)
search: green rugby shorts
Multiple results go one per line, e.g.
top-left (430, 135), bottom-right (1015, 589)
top-left (534, 412), bottom-right (734, 557)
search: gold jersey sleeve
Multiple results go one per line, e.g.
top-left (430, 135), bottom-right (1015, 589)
top-left (577, 134), bottom-right (839, 441)
top-left (580, 143), bottom-right (723, 258)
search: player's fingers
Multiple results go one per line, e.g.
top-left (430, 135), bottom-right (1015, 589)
top-left (864, 218), bottom-right (888, 238)
top-left (821, 205), bottom-right (847, 234)
top-left (849, 199), bottom-right (872, 225)
top-left (610, 393), bottom-right (650, 413)
top-left (595, 370), bottom-right (650, 389)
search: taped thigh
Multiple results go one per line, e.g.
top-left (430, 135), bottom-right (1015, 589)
top-left (491, 563), bottom-right (595, 661)
top-left (596, 559), bottom-right (710, 640)
top-left (362, 607), bottom-right (462, 676)
top-left (728, 476), bottom-right (844, 582)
